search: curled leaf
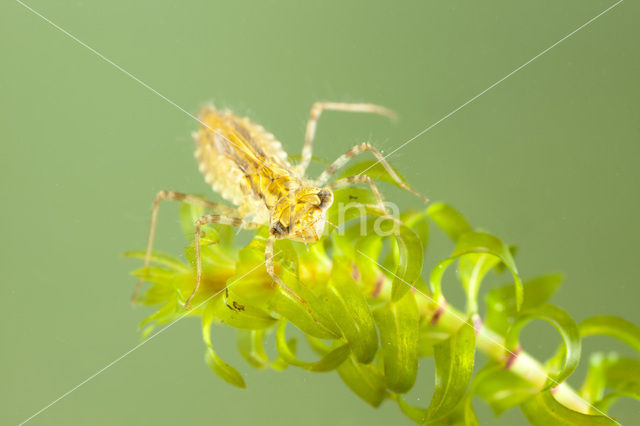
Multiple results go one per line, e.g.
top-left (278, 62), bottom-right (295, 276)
top-left (325, 258), bottom-right (379, 363)
top-left (390, 222), bottom-right (423, 301)
top-left (579, 315), bottom-right (640, 356)
top-left (430, 232), bottom-right (522, 311)
top-left (394, 395), bottom-right (428, 423)
top-left (237, 329), bottom-right (269, 369)
top-left (205, 346), bottom-right (246, 389)
top-left (373, 292), bottom-right (419, 393)
top-left (331, 204), bottom-right (423, 302)
top-left (486, 274), bottom-right (563, 335)
top-left (202, 308), bottom-right (246, 388)
top-left (589, 357), bottom-right (640, 412)
top-left (474, 362), bottom-right (537, 415)
top-left (521, 391), bottom-right (617, 425)
top-left (425, 322), bottom-right (476, 420)
top-left (427, 202), bottom-right (472, 242)
top-left (458, 253), bottom-right (500, 315)
top-left (337, 355), bottom-right (388, 407)
top-left (505, 304), bottom-right (580, 390)
top-left (265, 253), bottom-right (339, 339)
top-left (275, 321), bottom-right (349, 372)
top-left (401, 208), bottom-right (429, 250)
top-left (418, 328), bottom-right (450, 358)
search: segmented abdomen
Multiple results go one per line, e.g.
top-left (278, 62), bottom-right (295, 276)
top-left (193, 106), bottom-right (295, 222)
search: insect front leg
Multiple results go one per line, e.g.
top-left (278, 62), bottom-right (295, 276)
top-left (186, 214), bottom-right (262, 309)
top-left (133, 190), bottom-right (241, 304)
top-left (297, 102), bottom-right (396, 175)
top-left (265, 235), bottom-right (317, 322)
top-left (315, 142), bottom-right (429, 204)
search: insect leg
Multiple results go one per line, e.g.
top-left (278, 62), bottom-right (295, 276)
top-left (265, 235), bottom-right (318, 322)
top-left (133, 190), bottom-right (239, 304)
top-left (315, 142), bottom-right (428, 203)
top-left (186, 214), bottom-right (262, 309)
top-left (297, 102), bottom-right (396, 175)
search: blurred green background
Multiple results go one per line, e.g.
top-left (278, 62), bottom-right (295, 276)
top-left (2, 0), bottom-right (638, 424)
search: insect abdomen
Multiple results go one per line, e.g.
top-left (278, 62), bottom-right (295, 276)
top-left (193, 106), bottom-right (294, 221)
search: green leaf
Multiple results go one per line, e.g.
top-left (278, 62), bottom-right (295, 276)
top-left (138, 298), bottom-right (180, 336)
top-left (595, 391), bottom-right (640, 413)
top-left (237, 329), bottom-right (270, 369)
top-left (269, 282), bottom-right (340, 339)
top-left (457, 253), bottom-right (500, 315)
top-left (231, 236), bottom-right (338, 339)
top-left (390, 222), bottom-right (424, 301)
top-left (474, 362), bottom-right (537, 415)
top-left (427, 202), bottom-right (472, 242)
top-left (354, 235), bottom-right (385, 297)
top-left (418, 328), bottom-right (450, 358)
top-left (424, 401), bottom-right (479, 426)
top-left (306, 335), bottom-right (332, 356)
top-left (337, 355), bottom-right (388, 407)
top-left (331, 204), bottom-right (423, 302)
top-left (227, 237), bottom-right (281, 304)
top-left (205, 288), bottom-right (278, 330)
top-left (202, 308), bottom-right (246, 388)
top-left (521, 391), bottom-right (617, 425)
top-left (580, 352), bottom-right (619, 405)
top-left (130, 266), bottom-right (178, 288)
top-left (373, 292), bottom-right (419, 393)
top-left (401, 360), bottom-right (501, 425)
top-left (486, 274), bottom-right (563, 335)
top-left (338, 159), bottom-right (410, 187)
top-left (327, 188), bottom-right (377, 230)
top-left (600, 357), bottom-right (640, 392)
top-left (425, 323), bottom-right (476, 420)
top-left (590, 357), bottom-right (640, 412)
top-left (579, 315), bottom-right (640, 356)
top-left (396, 394), bottom-right (480, 425)
top-left (401, 208), bottom-right (429, 250)
top-left (505, 304), bottom-right (581, 389)
top-left (395, 395), bottom-right (428, 423)
top-left (275, 321), bottom-right (350, 372)
top-left (271, 337), bottom-right (297, 371)
top-left (205, 346), bottom-right (246, 388)
top-left (430, 232), bottom-right (522, 311)
top-left (325, 258), bottom-right (379, 363)
top-left (123, 250), bottom-right (190, 273)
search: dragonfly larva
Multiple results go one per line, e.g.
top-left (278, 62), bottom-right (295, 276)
top-left (134, 102), bottom-right (428, 309)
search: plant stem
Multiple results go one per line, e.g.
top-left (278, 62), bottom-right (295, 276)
top-left (410, 289), bottom-right (591, 413)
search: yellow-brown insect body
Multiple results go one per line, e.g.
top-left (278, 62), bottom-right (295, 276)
top-left (194, 106), bottom-right (333, 243)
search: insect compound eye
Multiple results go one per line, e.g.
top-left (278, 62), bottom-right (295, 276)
top-left (269, 221), bottom-right (287, 237)
top-left (317, 189), bottom-right (333, 209)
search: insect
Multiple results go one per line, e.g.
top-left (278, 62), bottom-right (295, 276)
top-left (134, 102), bottom-right (428, 309)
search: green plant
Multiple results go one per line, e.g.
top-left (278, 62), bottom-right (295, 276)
top-left (127, 164), bottom-right (639, 425)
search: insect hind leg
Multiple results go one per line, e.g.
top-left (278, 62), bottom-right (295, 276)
top-left (133, 190), bottom-right (240, 304)
top-left (297, 102), bottom-right (396, 175)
